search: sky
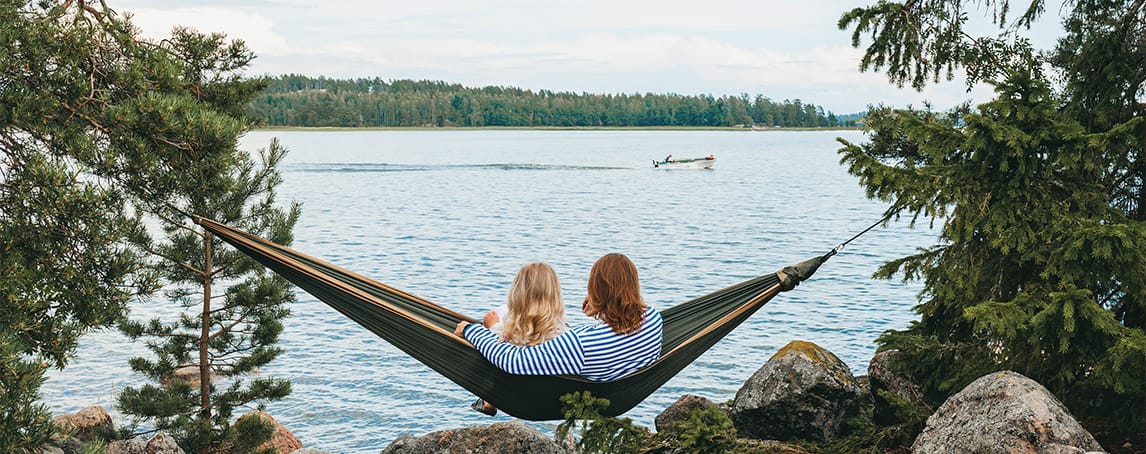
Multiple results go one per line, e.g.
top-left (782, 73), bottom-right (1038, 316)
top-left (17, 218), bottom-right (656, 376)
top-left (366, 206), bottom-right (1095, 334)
top-left (114, 0), bottom-right (1068, 114)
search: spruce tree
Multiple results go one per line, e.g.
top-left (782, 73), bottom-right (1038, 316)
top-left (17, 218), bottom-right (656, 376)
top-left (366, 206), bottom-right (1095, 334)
top-left (838, 0), bottom-right (1144, 442)
top-left (113, 28), bottom-right (301, 454)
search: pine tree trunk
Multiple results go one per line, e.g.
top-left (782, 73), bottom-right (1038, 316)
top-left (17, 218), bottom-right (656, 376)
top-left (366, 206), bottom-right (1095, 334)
top-left (200, 230), bottom-right (212, 454)
top-left (1138, 132), bottom-right (1146, 221)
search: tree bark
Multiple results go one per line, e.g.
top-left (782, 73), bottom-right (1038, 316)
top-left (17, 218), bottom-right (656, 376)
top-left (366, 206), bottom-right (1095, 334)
top-left (200, 230), bottom-right (212, 454)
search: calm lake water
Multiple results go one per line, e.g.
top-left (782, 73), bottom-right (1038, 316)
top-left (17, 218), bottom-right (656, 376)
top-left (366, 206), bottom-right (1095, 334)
top-left (43, 129), bottom-right (937, 453)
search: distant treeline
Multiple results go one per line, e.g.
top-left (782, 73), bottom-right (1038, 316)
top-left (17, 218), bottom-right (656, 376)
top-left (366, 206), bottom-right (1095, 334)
top-left (248, 75), bottom-right (859, 128)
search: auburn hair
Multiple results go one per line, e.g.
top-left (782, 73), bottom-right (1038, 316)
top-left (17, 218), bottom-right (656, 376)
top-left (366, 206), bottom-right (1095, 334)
top-left (583, 253), bottom-right (646, 334)
top-left (501, 262), bottom-right (567, 346)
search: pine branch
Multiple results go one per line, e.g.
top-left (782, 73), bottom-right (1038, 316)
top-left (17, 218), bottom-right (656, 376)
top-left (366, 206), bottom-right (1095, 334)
top-left (135, 242), bottom-right (203, 277)
top-left (207, 310), bottom-right (256, 342)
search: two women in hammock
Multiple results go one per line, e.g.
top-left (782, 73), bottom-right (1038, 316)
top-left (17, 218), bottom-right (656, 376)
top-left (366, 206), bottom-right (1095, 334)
top-left (454, 253), bottom-right (664, 416)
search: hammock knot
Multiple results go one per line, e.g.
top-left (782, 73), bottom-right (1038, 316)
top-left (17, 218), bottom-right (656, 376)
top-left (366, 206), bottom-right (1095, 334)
top-left (777, 255), bottom-right (828, 291)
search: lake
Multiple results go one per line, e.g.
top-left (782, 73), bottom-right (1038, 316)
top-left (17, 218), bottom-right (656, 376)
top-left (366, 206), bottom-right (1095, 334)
top-left (43, 129), bottom-right (936, 452)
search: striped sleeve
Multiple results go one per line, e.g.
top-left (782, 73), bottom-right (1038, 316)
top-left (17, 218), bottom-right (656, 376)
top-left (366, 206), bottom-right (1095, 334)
top-left (463, 323), bottom-right (585, 376)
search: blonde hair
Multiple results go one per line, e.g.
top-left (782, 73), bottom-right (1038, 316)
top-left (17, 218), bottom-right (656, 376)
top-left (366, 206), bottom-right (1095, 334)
top-left (501, 262), bottom-right (567, 346)
top-left (583, 253), bottom-right (646, 334)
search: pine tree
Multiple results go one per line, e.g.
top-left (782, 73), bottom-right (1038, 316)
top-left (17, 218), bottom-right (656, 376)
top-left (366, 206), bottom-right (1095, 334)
top-left (114, 28), bottom-right (301, 454)
top-left (0, 1), bottom-right (233, 448)
top-left (1, 1), bottom-right (300, 451)
top-left (837, 0), bottom-right (1144, 443)
top-left (117, 139), bottom-right (299, 453)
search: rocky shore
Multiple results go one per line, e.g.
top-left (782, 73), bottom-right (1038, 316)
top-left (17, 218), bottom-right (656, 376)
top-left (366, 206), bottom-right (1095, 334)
top-left (49, 339), bottom-right (1114, 453)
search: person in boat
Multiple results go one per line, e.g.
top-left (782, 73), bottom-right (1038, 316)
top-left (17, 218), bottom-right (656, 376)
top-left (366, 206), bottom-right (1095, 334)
top-left (456, 253), bottom-right (663, 395)
top-left (706, 154), bottom-right (714, 160)
top-left (465, 262), bottom-right (569, 416)
top-left (664, 154), bottom-right (673, 163)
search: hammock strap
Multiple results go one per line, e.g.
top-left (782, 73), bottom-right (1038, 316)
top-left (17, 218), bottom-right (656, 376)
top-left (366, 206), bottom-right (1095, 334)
top-left (825, 210), bottom-right (897, 260)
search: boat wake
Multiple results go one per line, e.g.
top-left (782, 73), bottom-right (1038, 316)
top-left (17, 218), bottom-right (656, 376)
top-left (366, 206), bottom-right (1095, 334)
top-left (286, 163), bottom-right (630, 173)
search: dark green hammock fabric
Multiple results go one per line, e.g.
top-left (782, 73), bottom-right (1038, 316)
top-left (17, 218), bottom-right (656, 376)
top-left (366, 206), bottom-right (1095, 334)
top-left (195, 216), bottom-right (825, 421)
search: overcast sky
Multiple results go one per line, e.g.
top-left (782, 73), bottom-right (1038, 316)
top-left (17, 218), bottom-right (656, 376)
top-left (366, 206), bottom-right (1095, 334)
top-left (114, 0), bottom-right (1067, 114)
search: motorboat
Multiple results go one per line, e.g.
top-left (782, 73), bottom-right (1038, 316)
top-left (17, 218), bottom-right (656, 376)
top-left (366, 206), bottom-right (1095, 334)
top-left (653, 155), bottom-right (715, 169)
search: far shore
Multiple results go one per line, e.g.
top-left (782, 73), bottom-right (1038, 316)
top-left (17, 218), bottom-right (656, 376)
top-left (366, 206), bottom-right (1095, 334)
top-left (253, 125), bottom-right (863, 132)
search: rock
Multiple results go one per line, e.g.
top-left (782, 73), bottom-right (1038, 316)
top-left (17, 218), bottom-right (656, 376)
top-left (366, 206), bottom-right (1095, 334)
top-left (730, 340), bottom-right (864, 441)
top-left (145, 432), bottom-right (184, 454)
top-left (106, 433), bottom-right (185, 454)
top-left (55, 437), bottom-right (83, 454)
top-left (381, 421), bottom-right (570, 454)
top-left (106, 438), bottom-right (147, 454)
top-left (912, 370), bottom-right (1105, 453)
top-left (53, 406), bottom-right (114, 440)
top-left (236, 411), bottom-right (303, 454)
top-left (655, 394), bottom-right (723, 432)
top-left (553, 425), bottom-right (577, 453)
top-left (164, 365), bottom-right (212, 388)
top-left (853, 374), bottom-right (875, 419)
top-left (868, 350), bottom-right (928, 425)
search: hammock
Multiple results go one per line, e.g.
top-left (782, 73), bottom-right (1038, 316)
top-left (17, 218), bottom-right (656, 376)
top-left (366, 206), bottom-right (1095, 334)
top-left (194, 216), bottom-right (830, 421)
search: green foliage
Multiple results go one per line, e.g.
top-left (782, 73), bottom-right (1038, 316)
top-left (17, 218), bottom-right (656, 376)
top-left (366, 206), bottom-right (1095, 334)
top-left (247, 75), bottom-right (853, 128)
top-left (806, 390), bottom-right (929, 454)
top-left (0, 0), bottom-right (152, 369)
top-left (838, 1), bottom-right (1145, 445)
top-left (80, 439), bottom-right (107, 454)
top-left (838, 0), bottom-right (1040, 90)
top-left (0, 332), bottom-right (53, 452)
top-left (665, 407), bottom-right (738, 453)
top-left (217, 412), bottom-right (277, 454)
top-left (557, 391), bottom-right (652, 454)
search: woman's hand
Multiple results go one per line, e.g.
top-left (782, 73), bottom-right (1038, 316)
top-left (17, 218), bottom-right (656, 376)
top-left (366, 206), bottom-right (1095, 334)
top-left (454, 320), bottom-right (470, 337)
top-left (482, 310), bottom-right (500, 328)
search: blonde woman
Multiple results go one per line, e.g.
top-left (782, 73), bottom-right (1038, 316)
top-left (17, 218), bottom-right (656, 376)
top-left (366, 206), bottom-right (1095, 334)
top-left (468, 261), bottom-right (568, 415)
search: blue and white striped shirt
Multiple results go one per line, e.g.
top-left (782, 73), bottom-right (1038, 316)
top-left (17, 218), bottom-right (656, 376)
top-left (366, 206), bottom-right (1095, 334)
top-left (463, 306), bottom-right (663, 381)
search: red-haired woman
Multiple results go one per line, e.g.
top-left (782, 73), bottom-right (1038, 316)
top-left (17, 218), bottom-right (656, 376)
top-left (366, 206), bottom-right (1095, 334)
top-left (456, 253), bottom-right (663, 385)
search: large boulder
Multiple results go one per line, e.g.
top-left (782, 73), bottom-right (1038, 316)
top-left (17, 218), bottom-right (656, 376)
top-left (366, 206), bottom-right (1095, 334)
top-left (53, 406), bottom-right (113, 440)
top-left (912, 371), bottom-right (1105, 453)
top-left (381, 421), bottom-right (570, 454)
top-left (731, 340), bottom-right (864, 441)
top-left (235, 411), bottom-right (303, 454)
top-left (868, 350), bottom-right (928, 425)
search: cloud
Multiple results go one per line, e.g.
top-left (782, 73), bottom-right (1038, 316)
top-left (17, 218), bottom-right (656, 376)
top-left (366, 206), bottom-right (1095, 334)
top-left (111, 0), bottom-right (1047, 113)
top-left (124, 6), bottom-right (292, 56)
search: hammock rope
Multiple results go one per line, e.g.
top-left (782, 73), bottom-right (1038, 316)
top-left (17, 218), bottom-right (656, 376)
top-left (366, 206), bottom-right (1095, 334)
top-left (193, 216), bottom-right (856, 420)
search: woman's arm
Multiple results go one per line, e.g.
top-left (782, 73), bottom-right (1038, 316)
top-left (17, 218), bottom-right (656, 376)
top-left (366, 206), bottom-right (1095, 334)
top-left (463, 324), bottom-right (586, 376)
